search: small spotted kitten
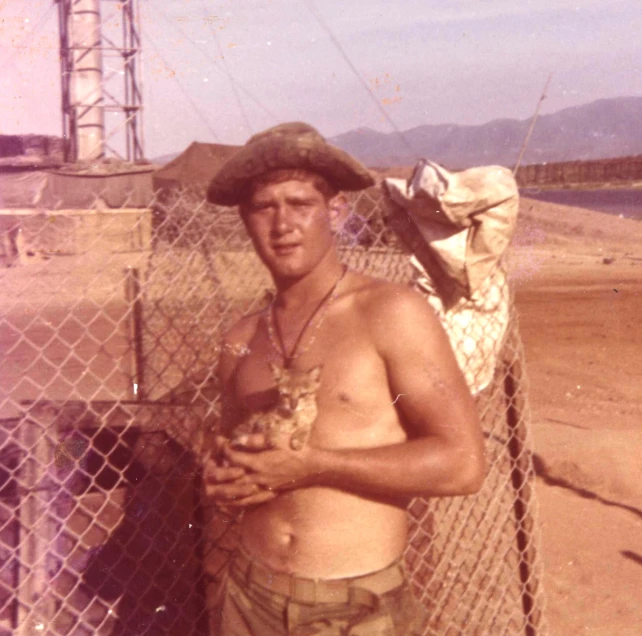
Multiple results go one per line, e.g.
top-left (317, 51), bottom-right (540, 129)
top-left (231, 363), bottom-right (322, 451)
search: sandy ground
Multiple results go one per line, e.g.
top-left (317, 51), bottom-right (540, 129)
top-left (511, 198), bottom-right (642, 635)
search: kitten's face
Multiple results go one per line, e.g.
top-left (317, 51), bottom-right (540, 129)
top-left (270, 364), bottom-right (323, 412)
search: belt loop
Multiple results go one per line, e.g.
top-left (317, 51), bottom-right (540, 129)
top-left (309, 577), bottom-right (317, 605)
top-left (286, 599), bottom-right (301, 633)
top-left (290, 572), bottom-right (319, 605)
top-left (290, 575), bottom-right (318, 605)
top-left (289, 571), bottom-right (295, 600)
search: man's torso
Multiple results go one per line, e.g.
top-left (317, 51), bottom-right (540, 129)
top-left (227, 274), bottom-right (412, 578)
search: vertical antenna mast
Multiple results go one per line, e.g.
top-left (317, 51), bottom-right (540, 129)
top-left (513, 74), bottom-right (552, 175)
top-left (57, 0), bottom-right (144, 163)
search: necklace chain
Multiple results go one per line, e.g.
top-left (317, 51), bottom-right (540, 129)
top-left (266, 266), bottom-right (348, 366)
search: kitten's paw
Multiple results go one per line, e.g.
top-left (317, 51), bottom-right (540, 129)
top-left (289, 431), bottom-right (308, 451)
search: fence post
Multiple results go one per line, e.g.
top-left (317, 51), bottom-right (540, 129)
top-left (124, 267), bottom-right (145, 401)
top-left (16, 407), bottom-right (57, 635)
top-left (504, 321), bottom-right (544, 636)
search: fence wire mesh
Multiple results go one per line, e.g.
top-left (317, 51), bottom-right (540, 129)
top-left (0, 185), bottom-right (547, 635)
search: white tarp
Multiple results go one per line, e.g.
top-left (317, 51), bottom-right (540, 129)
top-left (384, 160), bottom-right (519, 394)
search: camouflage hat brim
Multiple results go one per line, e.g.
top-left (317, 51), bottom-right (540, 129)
top-left (206, 122), bottom-right (375, 206)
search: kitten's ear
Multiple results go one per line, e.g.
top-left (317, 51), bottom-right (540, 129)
top-left (269, 362), bottom-right (282, 381)
top-left (309, 365), bottom-right (323, 382)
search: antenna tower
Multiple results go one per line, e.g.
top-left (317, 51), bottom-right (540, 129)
top-left (57, 0), bottom-right (144, 163)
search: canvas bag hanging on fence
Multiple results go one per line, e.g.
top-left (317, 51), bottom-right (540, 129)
top-left (383, 160), bottom-right (519, 394)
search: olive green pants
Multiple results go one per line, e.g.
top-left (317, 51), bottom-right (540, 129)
top-left (215, 548), bottom-right (425, 636)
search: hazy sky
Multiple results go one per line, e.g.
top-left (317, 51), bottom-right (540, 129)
top-left (1, 0), bottom-right (641, 158)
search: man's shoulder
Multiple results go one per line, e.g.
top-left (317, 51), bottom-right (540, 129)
top-left (349, 272), bottom-right (444, 353)
top-left (220, 310), bottom-right (262, 356)
top-left (351, 272), bottom-right (429, 319)
top-left (218, 310), bottom-right (263, 385)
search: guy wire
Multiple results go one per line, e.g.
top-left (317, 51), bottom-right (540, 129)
top-left (207, 17), bottom-right (254, 136)
top-left (303, 0), bottom-right (417, 156)
top-left (151, 4), bottom-right (280, 124)
top-left (144, 29), bottom-right (221, 142)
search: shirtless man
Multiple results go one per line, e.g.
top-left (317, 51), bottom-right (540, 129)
top-left (205, 122), bottom-right (486, 635)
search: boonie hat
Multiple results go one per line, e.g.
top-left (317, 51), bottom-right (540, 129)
top-left (207, 122), bottom-right (375, 206)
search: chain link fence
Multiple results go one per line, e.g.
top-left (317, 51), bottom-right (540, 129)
top-left (0, 185), bottom-right (547, 635)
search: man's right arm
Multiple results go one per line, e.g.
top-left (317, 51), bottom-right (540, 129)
top-left (217, 312), bottom-right (261, 434)
top-left (204, 317), bottom-right (277, 505)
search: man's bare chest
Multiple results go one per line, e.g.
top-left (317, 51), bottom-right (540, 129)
top-left (232, 323), bottom-right (395, 439)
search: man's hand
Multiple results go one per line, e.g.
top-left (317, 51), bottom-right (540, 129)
top-left (203, 434), bottom-right (282, 509)
top-left (222, 439), bottom-right (319, 495)
top-left (203, 432), bottom-right (321, 508)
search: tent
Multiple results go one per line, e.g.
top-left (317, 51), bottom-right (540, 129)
top-left (0, 167), bottom-right (155, 210)
top-left (152, 142), bottom-right (239, 193)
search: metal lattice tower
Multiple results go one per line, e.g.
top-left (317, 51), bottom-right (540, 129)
top-left (57, 0), bottom-right (144, 162)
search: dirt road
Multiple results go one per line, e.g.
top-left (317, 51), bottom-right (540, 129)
top-left (514, 250), bottom-right (642, 635)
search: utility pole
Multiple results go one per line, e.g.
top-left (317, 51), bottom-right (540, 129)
top-left (57, 0), bottom-right (144, 163)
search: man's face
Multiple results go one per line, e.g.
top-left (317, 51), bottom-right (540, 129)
top-left (240, 177), bottom-right (337, 279)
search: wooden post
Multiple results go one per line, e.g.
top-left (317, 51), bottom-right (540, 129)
top-left (124, 267), bottom-right (145, 400)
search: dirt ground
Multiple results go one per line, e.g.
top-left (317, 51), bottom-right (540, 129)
top-left (511, 198), bottom-right (642, 635)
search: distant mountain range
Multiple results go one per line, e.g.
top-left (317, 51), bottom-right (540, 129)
top-left (152, 96), bottom-right (642, 170)
top-left (328, 96), bottom-right (642, 169)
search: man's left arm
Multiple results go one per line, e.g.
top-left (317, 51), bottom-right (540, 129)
top-left (217, 286), bottom-right (486, 503)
